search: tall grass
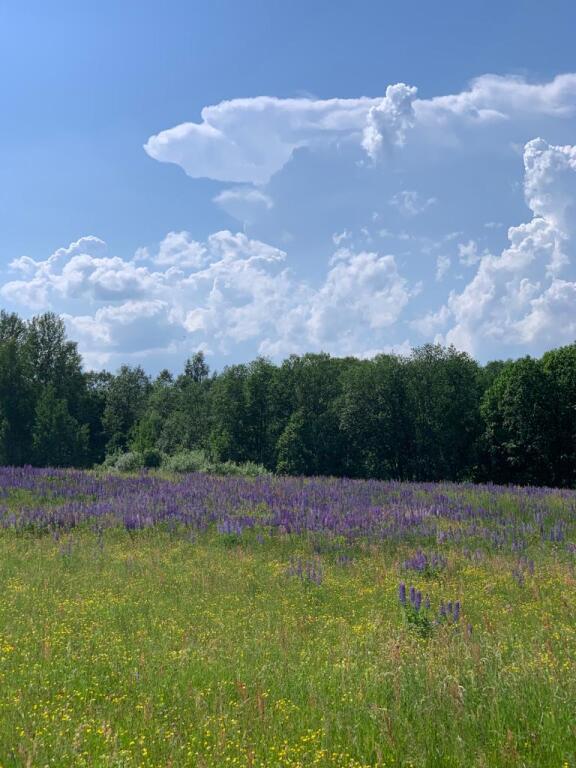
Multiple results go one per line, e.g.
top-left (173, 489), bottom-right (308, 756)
top-left (0, 475), bottom-right (574, 766)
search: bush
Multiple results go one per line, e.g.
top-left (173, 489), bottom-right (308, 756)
top-left (160, 451), bottom-right (269, 477)
top-left (210, 460), bottom-right (270, 478)
top-left (114, 451), bottom-right (145, 472)
top-left (162, 450), bottom-right (209, 474)
top-left (101, 451), bottom-right (122, 469)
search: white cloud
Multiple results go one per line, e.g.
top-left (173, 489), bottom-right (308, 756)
top-left (307, 248), bottom-right (413, 341)
top-left (6, 76), bottom-right (576, 369)
top-left (458, 240), bottom-right (480, 266)
top-left (332, 229), bottom-right (351, 246)
top-left (422, 73), bottom-right (576, 121)
top-left (389, 189), bottom-right (436, 217)
top-left (8, 235), bottom-right (106, 276)
top-left (3, 248), bottom-right (165, 307)
top-left (144, 94), bottom-right (374, 185)
top-left (2, 231), bottom-right (417, 364)
top-left (436, 253), bottom-right (451, 281)
top-left (155, 231), bottom-right (206, 268)
top-left (411, 305), bottom-right (451, 336)
top-left (513, 279), bottom-right (576, 343)
top-left (260, 248), bottom-right (417, 359)
top-left (362, 83), bottom-right (418, 158)
top-left (213, 186), bottom-right (274, 223)
top-left (440, 138), bottom-right (576, 356)
top-left (65, 299), bottom-right (185, 367)
top-left (144, 74), bottom-right (576, 186)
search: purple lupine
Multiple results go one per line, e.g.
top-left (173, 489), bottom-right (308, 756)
top-left (287, 556), bottom-right (323, 585)
top-left (398, 582), bottom-right (407, 606)
top-left (0, 467), bottom-right (573, 561)
top-left (403, 549), bottom-right (447, 574)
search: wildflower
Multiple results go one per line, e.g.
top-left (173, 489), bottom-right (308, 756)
top-left (398, 582), bottom-right (406, 606)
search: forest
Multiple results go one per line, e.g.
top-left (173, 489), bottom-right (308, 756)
top-left (0, 309), bottom-right (575, 487)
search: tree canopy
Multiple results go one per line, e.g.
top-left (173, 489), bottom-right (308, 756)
top-left (0, 310), bottom-right (574, 486)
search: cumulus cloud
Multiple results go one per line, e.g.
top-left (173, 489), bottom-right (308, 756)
top-left (362, 83), bottom-right (418, 158)
top-left (422, 73), bottom-right (576, 121)
top-left (305, 248), bottom-right (414, 347)
top-left (144, 74), bottom-right (576, 187)
top-left (2, 230), bottom-right (417, 365)
top-left (5, 75), bottom-right (576, 368)
top-left (411, 305), bottom-right (451, 336)
top-left (154, 231), bottom-right (206, 268)
top-left (144, 95), bottom-right (374, 185)
top-left (440, 138), bottom-right (576, 356)
top-left (3, 245), bottom-right (166, 307)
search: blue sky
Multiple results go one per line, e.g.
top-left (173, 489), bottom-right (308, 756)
top-left (1, 0), bottom-right (575, 371)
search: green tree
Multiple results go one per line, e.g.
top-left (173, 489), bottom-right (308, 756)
top-left (24, 313), bottom-right (86, 416)
top-left (83, 371), bottom-right (114, 464)
top-left (102, 365), bottom-right (152, 452)
top-left (405, 345), bottom-right (482, 481)
top-left (32, 385), bottom-right (89, 467)
top-left (243, 357), bottom-right (282, 468)
top-left (0, 337), bottom-right (34, 464)
top-left (0, 310), bottom-right (27, 344)
top-left (208, 364), bottom-right (249, 463)
top-left (481, 356), bottom-right (554, 485)
top-left (540, 343), bottom-right (576, 487)
top-left (184, 351), bottom-right (210, 383)
top-left (130, 370), bottom-right (177, 454)
top-left (276, 409), bottom-right (313, 475)
top-left (340, 354), bottom-right (411, 479)
top-left (275, 354), bottom-right (355, 476)
top-left (0, 404), bottom-right (8, 465)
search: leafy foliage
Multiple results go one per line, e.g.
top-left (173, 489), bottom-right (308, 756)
top-left (1, 309), bottom-right (575, 487)
top-left (32, 385), bottom-right (89, 467)
top-left (114, 451), bottom-right (145, 472)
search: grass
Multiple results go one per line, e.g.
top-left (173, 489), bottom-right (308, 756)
top-left (0, 481), bottom-right (574, 767)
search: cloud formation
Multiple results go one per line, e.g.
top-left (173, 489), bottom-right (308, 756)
top-left (3, 74), bottom-right (576, 369)
top-left (440, 139), bottom-right (576, 355)
top-left (144, 74), bottom-right (576, 186)
top-left (2, 230), bottom-right (415, 366)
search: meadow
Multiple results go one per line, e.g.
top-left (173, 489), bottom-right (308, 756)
top-left (0, 467), bottom-right (574, 767)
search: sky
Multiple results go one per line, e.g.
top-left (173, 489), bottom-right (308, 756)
top-left (1, 0), bottom-right (575, 373)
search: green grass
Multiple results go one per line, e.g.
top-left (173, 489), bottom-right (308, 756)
top-left (0, 501), bottom-right (574, 766)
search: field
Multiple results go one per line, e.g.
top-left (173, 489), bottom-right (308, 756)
top-left (0, 468), bottom-right (575, 767)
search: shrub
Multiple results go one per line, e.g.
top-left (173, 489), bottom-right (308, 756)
top-left (115, 451), bottom-right (145, 472)
top-left (160, 451), bottom-right (270, 477)
top-left (101, 451), bottom-right (122, 469)
top-left (210, 460), bottom-right (270, 478)
top-left (162, 450), bottom-right (208, 474)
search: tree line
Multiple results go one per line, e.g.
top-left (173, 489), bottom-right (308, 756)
top-left (1, 310), bottom-right (575, 487)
